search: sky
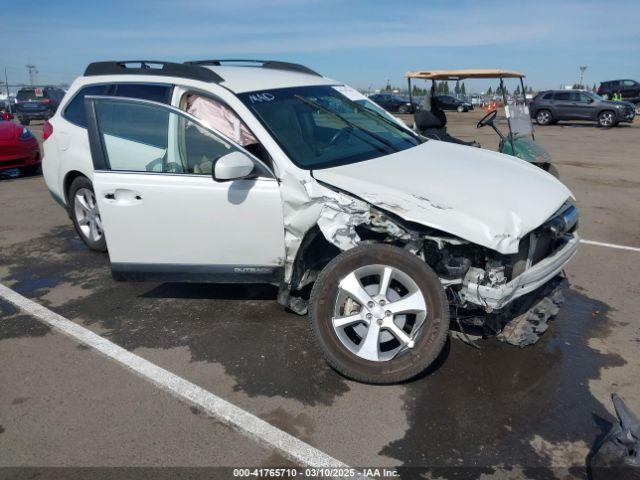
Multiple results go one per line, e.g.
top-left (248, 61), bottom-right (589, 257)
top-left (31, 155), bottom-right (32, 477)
top-left (2, 0), bottom-right (639, 92)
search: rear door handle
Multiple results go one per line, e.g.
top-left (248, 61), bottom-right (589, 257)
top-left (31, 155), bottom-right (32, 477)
top-left (103, 189), bottom-right (143, 205)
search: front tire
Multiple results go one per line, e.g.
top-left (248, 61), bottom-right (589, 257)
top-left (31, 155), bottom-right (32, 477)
top-left (598, 110), bottom-right (616, 128)
top-left (536, 109), bottom-right (552, 125)
top-left (457, 105), bottom-right (465, 113)
top-left (309, 244), bottom-right (449, 384)
top-left (68, 176), bottom-right (107, 252)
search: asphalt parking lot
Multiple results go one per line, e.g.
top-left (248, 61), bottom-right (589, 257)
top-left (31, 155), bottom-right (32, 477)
top-left (1, 112), bottom-right (639, 479)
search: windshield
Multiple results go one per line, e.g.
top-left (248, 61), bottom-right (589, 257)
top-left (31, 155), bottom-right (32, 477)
top-left (333, 85), bottom-right (407, 128)
top-left (238, 85), bottom-right (420, 169)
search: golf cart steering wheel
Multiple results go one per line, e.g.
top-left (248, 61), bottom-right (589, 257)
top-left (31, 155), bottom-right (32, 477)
top-left (477, 109), bottom-right (498, 129)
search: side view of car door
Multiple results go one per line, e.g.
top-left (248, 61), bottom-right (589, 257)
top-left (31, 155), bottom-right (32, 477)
top-left (620, 80), bottom-right (640, 99)
top-left (83, 95), bottom-right (286, 282)
top-left (552, 92), bottom-right (577, 120)
top-left (571, 92), bottom-right (598, 120)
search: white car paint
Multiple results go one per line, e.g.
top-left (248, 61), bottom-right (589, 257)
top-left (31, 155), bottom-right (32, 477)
top-left (313, 140), bottom-right (572, 254)
top-left (42, 63), bottom-right (577, 313)
top-left (94, 172), bottom-right (285, 267)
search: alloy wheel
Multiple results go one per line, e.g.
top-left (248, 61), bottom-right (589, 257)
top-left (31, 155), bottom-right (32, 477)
top-left (599, 112), bottom-right (614, 127)
top-left (331, 264), bottom-right (427, 362)
top-left (74, 188), bottom-right (103, 243)
top-left (537, 111), bottom-right (550, 124)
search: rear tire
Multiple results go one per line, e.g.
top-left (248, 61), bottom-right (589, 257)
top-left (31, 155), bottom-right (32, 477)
top-left (68, 176), bottom-right (107, 252)
top-left (398, 105), bottom-right (408, 114)
top-left (634, 103), bottom-right (640, 116)
top-left (536, 109), bottom-right (552, 125)
top-left (457, 105), bottom-right (465, 113)
top-left (309, 244), bottom-right (449, 384)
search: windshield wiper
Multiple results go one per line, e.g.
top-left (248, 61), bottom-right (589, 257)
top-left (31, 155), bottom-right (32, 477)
top-left (294, 95), bottom-right (399, 152)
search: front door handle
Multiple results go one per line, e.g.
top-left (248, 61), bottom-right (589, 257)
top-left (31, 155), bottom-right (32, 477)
top-left (105, 193), bottom-right (115, 200)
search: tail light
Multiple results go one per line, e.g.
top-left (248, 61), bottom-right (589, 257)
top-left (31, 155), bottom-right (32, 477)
top-left (43, 120), bottom-right (53, 140)
top-left (40, 98), bottom-right (52, 104)
top-left (597, 85), bottom-right (603, 94)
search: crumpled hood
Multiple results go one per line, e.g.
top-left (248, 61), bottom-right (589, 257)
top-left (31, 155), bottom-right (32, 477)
top-left (312, 140), bottom-right (572, 254)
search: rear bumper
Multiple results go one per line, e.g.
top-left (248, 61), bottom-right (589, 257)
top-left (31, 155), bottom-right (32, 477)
top-left (461, 233), bottom-right (580, 310)
top-left (16, 110), bottom-right (52, 120)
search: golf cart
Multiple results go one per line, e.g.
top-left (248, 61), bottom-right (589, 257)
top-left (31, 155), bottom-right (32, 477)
top-left (406, 69), bottom-right (553, 172)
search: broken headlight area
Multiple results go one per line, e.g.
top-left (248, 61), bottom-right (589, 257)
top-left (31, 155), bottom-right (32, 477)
top-left (431, 204), bottom-right (578, 346)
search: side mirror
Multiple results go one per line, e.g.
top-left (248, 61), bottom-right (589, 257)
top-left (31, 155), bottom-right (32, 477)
top-left (213, 151), bottom-right (254, 182)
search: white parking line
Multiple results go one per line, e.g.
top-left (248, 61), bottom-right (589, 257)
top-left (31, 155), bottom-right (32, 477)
top-left (0, 283), bottom-right (369, 480)
top-left (580, 239), bottom-right (640, 253)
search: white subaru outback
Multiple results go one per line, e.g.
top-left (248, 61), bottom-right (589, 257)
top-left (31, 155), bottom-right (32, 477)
top-left (42, 60), bottom-right (579, 383)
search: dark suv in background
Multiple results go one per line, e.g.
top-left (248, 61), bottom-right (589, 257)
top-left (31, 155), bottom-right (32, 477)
top-left (597, 79), bottom-right (640, 100)
top-left (15, 86), bottom-right (66, 125)
top-left (368, 93), bottom-right (418, 113)
top-left (530, 90), bottom-right (635, 127)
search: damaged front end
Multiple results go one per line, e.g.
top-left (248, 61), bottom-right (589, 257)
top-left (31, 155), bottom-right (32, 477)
top-left (280, 172), bottom-right (578, 345)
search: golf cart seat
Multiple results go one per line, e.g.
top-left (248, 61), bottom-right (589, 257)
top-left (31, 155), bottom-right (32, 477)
top-left (415, 108), bottom-right (480, 147)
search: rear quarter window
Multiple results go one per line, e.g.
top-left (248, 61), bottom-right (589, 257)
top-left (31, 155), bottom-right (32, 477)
top-left (63, 85), bottom-right (111, 127)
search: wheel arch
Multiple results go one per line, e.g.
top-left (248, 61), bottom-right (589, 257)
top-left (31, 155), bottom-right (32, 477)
top-left (63, 170), bottom-right (89, 205)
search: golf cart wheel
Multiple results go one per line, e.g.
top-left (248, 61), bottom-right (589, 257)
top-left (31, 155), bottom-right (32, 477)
top-left (598, 110), bottom-right (616, 128)
top-left (398, 105), bottom-right (408, 114)
top-left (536, 109), bottom-right (552, 125)
top-left (457, 105), bottom-right (465, 113)
top-left (309, 244), bottom-right (449, 384)
top-left (69, 176), bottom-right (107, 252)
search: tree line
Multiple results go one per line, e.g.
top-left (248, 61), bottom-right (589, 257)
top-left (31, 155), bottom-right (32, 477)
top-left (408, 80), bottom-right (536, 96)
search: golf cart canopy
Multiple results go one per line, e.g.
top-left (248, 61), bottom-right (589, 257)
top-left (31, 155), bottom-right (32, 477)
top-left (406, 69), bottom-right (525, 80)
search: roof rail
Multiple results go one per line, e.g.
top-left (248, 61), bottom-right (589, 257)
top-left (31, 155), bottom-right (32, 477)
top-left (184, 59), bottom-right (322, 77)
top-left (84, 61), bottom-right (223, 83)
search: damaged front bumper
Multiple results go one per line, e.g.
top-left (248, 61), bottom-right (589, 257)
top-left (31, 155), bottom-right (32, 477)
top-left (459, 233), bottom-right (580, 311)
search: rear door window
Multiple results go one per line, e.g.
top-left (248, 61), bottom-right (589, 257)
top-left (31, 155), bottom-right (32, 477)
top-left (542, 93), bottom-right (553, 100)
top-left (64, 83), bottom-right (172, 128)
top-left (112, 84), bottom-right (172, 104)
top-left (554, 92), bottom-right (571, 101)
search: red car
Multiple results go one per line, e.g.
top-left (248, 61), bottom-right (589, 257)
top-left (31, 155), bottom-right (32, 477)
top-left (0, 121), bottom-right (40, 175)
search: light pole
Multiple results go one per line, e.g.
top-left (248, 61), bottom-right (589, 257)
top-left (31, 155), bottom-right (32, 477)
top-left (3, 68), bottom-right (11, 113)
top-left (26, 64), bottom-right (38, 85)
top-left (579, 66), bottom-right (587, 90)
